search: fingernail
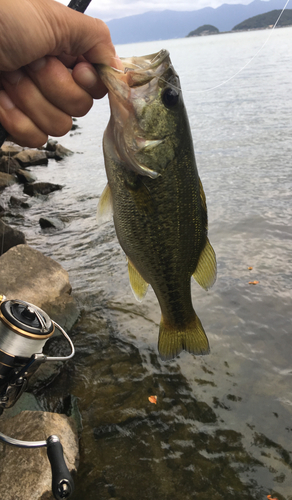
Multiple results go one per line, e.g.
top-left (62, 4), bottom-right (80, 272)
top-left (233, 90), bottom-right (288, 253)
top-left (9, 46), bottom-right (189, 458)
top-left (28, 57), bottom-right (47, 72)
top-left (3, 69), bottom-right (23, 85)
top-left (0, 90), bottom-right (15, 110)
top-left (78, 67), bottom-right (98, 89)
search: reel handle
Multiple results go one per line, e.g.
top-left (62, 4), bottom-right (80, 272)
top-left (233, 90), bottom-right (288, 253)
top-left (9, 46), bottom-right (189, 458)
top-left (46, 435), bottom-right (74, 500)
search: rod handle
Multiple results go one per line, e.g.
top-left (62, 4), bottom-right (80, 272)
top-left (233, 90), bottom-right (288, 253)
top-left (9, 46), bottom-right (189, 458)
top-left (46, 435), bottom-right (74, 500)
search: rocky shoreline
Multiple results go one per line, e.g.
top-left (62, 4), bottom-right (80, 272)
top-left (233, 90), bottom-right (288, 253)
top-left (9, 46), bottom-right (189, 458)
top-left (0, 139), bottom-right (80, 499)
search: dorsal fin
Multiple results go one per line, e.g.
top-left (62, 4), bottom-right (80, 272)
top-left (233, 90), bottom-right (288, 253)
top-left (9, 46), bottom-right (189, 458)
top-left (128, 259), bottom-right (149, 302)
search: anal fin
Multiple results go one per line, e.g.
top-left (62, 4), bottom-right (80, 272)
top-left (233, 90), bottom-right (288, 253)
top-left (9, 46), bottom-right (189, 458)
top-left (193, 238), bottom-right (217, 291)
top-left (96, 183), bottom-right (113, 225)
top-left (128, 259), bottom-right (149, 302)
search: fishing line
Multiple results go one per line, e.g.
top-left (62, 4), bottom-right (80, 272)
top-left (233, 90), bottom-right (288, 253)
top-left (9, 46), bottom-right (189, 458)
top-left (190, 0), bottom-right (291, 94)
top-left (113, 0), bottom-right (290, 95)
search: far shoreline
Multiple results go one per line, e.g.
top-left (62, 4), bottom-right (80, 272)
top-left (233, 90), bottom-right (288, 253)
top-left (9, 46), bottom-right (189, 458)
top-left (186, 23), bottom-right (292, 38)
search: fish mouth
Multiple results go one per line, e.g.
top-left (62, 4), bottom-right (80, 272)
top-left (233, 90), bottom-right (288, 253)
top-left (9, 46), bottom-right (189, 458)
top-left (96, 50), bottom-right (176, 179)
top-left (95, 49), bottom-right (173, 106)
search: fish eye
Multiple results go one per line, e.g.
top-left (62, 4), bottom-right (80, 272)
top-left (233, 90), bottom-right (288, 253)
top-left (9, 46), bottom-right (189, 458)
top-left (162, 87), bottom-right (179, 108)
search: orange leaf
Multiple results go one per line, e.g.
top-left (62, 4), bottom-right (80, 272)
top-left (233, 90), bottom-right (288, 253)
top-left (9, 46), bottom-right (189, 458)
top-left (148, 395), bottom-right (157, 404)
top-left (267, 495), bottom-right (279, 500)
top-left (249, 280), bottom-right (259, 285)
top-left (248, 266), bottom-right (253, 270)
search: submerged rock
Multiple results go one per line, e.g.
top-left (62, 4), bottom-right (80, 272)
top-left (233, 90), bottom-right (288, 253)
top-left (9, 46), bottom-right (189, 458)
top-left (14, 149), bottom-right (48, 167)
top-left (0, 411), bottom-right (79, 500)
top-left (0, 244), bottom-right (79, 331)
top-left (9, 196), bottom-right (30, 209)
top-left (39, 217), bottom-right (65, 230)
top-left (0, 393), bottom-right (42, 419)
top-left (23, 182), bottom-right (63, 196)
top-left (15, 168), bottom-right (36, 184)
top-left (0, 220), bottom-right (26, 255)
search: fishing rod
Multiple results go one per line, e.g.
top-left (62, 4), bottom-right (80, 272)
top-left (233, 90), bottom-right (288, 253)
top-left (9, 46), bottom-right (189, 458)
top-left (0, 0), bottom-right (93, 148)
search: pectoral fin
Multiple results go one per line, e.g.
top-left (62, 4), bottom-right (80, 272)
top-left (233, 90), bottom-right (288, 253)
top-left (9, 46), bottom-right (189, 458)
top-left (96, 183), bottom-right (113, 225)
top-left (193, 238), bottom-right (217, 290)
top-left (128, 259), bottom-right (149, 302)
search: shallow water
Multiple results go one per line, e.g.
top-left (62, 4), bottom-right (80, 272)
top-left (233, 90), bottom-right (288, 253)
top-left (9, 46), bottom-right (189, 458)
top-left (2, 28), bottom-right (292, 499)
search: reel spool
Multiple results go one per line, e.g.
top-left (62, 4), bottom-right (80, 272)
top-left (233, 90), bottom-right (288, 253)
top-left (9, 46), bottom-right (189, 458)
top-left (0, 297), bottom-right (54, 403)
top-left (0, 295), bottom-right (75, 500)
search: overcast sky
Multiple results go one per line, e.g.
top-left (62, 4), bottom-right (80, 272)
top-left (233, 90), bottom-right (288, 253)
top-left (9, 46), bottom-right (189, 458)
top-left (59, 0), bottom-right (266, 21)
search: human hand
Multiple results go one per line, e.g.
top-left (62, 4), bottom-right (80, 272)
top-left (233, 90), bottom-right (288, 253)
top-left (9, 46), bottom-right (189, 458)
top-left (0, 0), bottom-right (121, 147)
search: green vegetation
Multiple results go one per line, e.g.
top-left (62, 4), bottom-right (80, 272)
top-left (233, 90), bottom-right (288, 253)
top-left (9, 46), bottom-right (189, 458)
top-left (187, 25), bottom-right (219, 37)
top-left (233, 9), bottom-right (292, 31)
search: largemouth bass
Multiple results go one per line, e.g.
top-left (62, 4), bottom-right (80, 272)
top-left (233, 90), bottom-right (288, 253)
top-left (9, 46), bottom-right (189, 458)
top-left (96, 50), bottom-right (216, 360)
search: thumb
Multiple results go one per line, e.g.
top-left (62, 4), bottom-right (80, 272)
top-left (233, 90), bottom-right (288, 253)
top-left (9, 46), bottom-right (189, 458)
top-left (50, 4), bottom-right (118, 67)
top-left (44, 1), bottom-right (119, 67)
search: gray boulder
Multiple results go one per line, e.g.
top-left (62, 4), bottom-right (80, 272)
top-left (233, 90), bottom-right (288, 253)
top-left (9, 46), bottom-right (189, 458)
top-left (45, 140), bottom-right (74, 160)
top-left (0, 220), bottom-right (26, 255)
top-left (0, 411), bottom-right (79, 500)
top-left (54, 143), bottom-right (74, 160)
top-left (14, 149), bottom-right (48, 167)
top-left (0, 155), bottom-right (21, 174)
top-left (45, 139), bottom-right (58, 152)
top-left (0, 143), bottom-right (23, 156)
top-left (0, 172), bottom-right (17, 191)
top-left (0, 244), bottom-right (79, 331)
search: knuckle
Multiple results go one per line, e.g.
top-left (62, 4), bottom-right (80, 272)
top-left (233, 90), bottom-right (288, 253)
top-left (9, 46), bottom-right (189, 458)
top-left (25, 135), bottom-right (48, 148)
top-left (70, 94), bottom-right (92, 117)
top-left (47, 115), bottom-right (72, 137)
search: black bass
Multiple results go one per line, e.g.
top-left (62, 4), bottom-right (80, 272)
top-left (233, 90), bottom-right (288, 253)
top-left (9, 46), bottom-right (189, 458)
top-left (96, 50), bottom-right (216, 359)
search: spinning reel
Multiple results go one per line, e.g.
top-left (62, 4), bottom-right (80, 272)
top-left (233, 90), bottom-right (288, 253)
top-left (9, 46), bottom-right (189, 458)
top-left (0, 295), bottom-right (75, 500)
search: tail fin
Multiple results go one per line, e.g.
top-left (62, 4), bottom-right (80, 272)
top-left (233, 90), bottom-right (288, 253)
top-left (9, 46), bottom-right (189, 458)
top-left (158, 314), bottom-right (210, 360)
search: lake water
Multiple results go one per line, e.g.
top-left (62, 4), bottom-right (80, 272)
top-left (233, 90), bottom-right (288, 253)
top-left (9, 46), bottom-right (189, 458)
top-left (2, 27), bottom-right (292, 499)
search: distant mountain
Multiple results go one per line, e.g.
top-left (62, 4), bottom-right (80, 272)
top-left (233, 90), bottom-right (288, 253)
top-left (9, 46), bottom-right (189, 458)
top-left (106, 0), bottom-right (289, 44)
top-left (233, 8), bottom-right (292, 29)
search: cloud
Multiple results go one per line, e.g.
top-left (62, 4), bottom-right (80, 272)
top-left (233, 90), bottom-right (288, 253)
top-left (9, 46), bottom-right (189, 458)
top-left (59, 0), bottom-right (256, 21)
